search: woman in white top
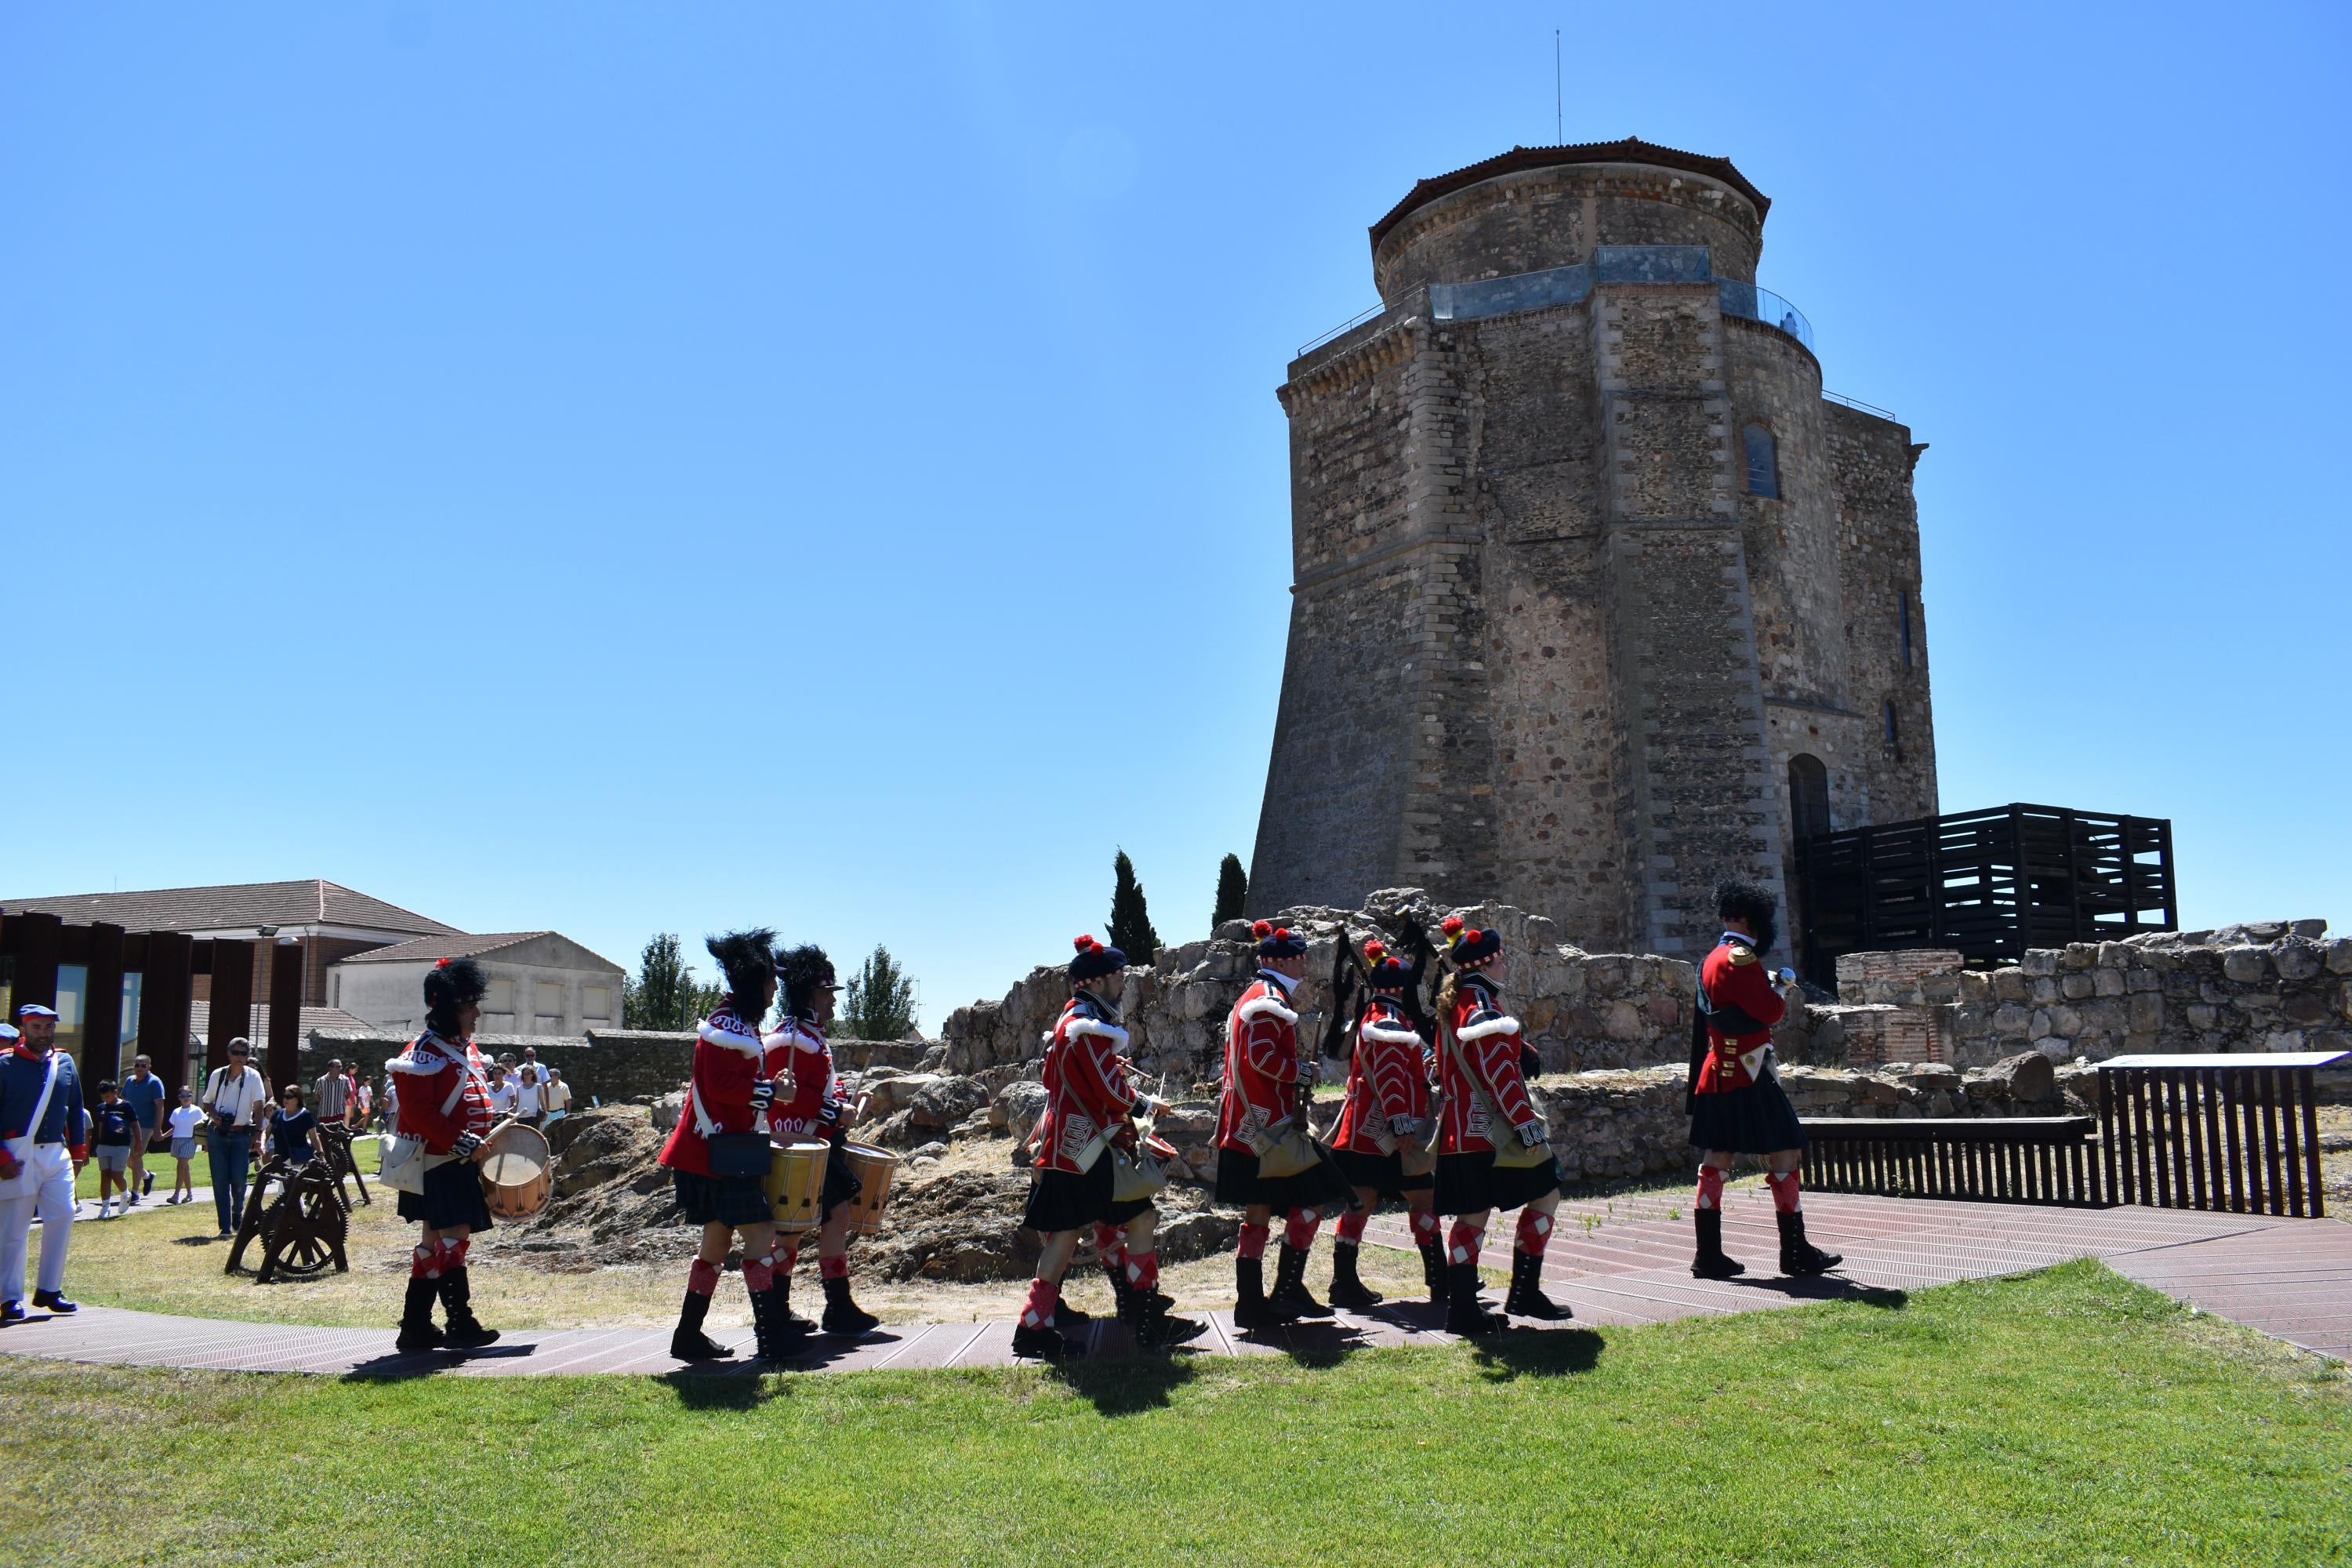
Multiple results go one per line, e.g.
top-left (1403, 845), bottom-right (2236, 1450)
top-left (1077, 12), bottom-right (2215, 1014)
top-left (164, 1088), bottom-right (205, 1204)
top-left (513, 1065), bottom-right (544, 1127)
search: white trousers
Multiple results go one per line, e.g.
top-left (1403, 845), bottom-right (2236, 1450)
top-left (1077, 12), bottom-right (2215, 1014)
top-left (0, 1143), bottom-right (74, 1301)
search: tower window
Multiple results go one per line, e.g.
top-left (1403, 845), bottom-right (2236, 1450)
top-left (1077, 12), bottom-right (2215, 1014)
top-left (1882, 699), bottom-right (1900, 746)
top-left (1743, 424), bottom-right (1779, 499)
top-left (1788, 753), bottom-right (1831, 842)
top-left (1899, 593), bottom-right (1913, 666)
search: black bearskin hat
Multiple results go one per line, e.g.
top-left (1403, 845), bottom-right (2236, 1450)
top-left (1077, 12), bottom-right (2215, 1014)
top-left (1068, 935), bottom-right (1126, 984)
top-left (776, 943), bottom-right (834, 1016)
top-left (423, 956), bottom-right (490, 1036)
top-left (1439, 915), bottom-right (1502, 969)
top-left (1715, 880), bottom-right (1780, 951)
top-left (706, 929), bottom-right (779, 1007)
top-left (1361, 938), bottom-right (1412, 990)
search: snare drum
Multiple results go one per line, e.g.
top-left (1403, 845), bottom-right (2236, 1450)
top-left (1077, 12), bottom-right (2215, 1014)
top-left (477, 1123), bottom-right (552, 1219)
top-left (837, 1142), bottom-right (899, 1237)
top-left (764, 1139), bottom-right (831, 1232)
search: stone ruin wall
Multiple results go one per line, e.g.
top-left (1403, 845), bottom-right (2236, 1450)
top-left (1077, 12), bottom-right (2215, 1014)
top-left (1823, 920), bottom-right (2352, 1069)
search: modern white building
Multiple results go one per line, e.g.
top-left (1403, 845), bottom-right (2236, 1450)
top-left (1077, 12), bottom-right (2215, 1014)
top-left (328, 931), bottom-right (625, 1036)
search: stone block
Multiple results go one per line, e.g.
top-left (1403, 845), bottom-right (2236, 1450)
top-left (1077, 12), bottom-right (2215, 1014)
top-left (2127, 968), bottom-right (2160, 993)
top-left (2093, 968), bottom-right (2127, 998)
top-left (2030, 1009), bottom-right (2053, 1041)
top-left (2272, 939), bottom-right (2325, 982)
top-left (2060, 944), bottom-right (2096, 972)
top-left (2222, 947), bottom-right (2269, 984)
top-left (2021, 950), bottom-right (2060, 978)
top-left (2126, 993), bottom-right (2163, 1034)
top-left (1992, 1003), bottom-right (2032, 1036)
top-left (1992, 971), bottom-right (2030, 1004)
top-left (2061, 973), bottom-right (2094, 1001)
top-left (2033, 978), bottom-right (2060, 1005)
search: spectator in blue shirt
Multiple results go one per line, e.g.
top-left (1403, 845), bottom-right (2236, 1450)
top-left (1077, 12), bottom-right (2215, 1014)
top-left (263, 1084), bottom-right (321, 1170)
top-left (118, 1055), bottom-right (167, 1203)
top-left (90, 1082), bottom-right (138, 1220)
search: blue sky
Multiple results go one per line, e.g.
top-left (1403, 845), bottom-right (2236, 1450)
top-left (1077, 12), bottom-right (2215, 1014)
top-left (5, 2), bottom-right (2346, 1024)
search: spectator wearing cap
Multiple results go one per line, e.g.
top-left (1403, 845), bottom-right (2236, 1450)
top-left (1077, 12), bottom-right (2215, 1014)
top-left (198, 1038), bottom-right (270, 1240)
top-left (118, 1054), bottom-right (167, 1203)
top-left (1, 1006), bottom-right (87, 1321)
top-left (89, 1081), bottom-right (139, 1219)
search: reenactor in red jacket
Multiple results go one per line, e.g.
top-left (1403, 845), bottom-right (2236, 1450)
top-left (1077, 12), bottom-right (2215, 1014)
top-left (1688, 881), bottom-right (1843, 1280)
top-left (1325, 939), bottom-right (1440, 1308)
top-left (1431, 917), bottom-right (1570, 1335)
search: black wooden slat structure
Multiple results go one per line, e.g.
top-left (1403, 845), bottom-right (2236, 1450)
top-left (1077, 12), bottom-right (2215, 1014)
top-left (0, 913), bottom-right (310, 1105)
top-left (1798, 802), bottom-right (2176, 983)
top-left (1801, 1116), bottom-right (2108, 1206)
top-left (2098, 1052), bottom-right (2341, 1219)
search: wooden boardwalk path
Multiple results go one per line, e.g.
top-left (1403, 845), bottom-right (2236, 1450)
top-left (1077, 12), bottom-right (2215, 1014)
top-left (2, 1189), bottom-right (2344, 1377)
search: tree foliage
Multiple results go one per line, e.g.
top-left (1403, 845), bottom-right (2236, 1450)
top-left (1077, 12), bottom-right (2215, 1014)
top-left (1211, 852), bottom-right (1249, 929)
top-left (1107, 848), bottom-right (1160, 967)
top-left (840, 945), bottom-right (920, 1042)
top-left (623, 933), bottom-right (724, 1030)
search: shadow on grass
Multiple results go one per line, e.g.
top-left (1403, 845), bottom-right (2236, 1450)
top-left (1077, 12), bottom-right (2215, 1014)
top-left (1045, 1346), bottom-right (1206, 1416)
top-left (1730, 1276), bottom-right (1908, 1309)
top-left (1468, 1325), bottom-right (1606, 1381)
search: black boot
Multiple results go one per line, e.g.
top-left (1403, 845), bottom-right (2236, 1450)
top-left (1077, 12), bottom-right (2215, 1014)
top-left (1692, 1208), bottom-right (1747, 1280)
top-left (750, 1287), bottom-right (804, 1361)
top-left (1417, 1237), bottom-right (1449, 1305)
top-left (773, 1272), bottom-right (816, 1335)
top-left (1232, 1254), bottom-right (1285, 1330)
top-left (1504, 1250), bottom-right (1571, 1320)
top-left (1269, 1243), bottom-right (1333, 1320)
top-left (1011, 1320), bottom-right (1083, 1363)
top-left (1327, 1242), bottom-right (1383, 1310)
top-left (1443, 1261), bottom-right (1502, 1337)
top-left (436, 1267), bottom-right (499, 1349)
top-left (394, 1276), bottom-right (444, 1354)
top-left (670, 1289), bottom-right (735, 1363)
top-left (1131, 1288), bottom-right (1207, 1350)
top-left (820, 1272), bottom-right (880, 1335)
top-left (1777, 1209), bottom-right (1844, 1276)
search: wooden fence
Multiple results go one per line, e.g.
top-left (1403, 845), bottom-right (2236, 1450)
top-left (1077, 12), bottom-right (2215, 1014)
top-left (1801, 1115), bottom-right (2107, 1206)
top-left (2098, 1052), bottom-right (2341, 1219)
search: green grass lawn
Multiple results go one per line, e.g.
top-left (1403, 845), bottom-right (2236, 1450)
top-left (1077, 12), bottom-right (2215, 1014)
top-left (2, 1260), bottom-right (2344, 1567)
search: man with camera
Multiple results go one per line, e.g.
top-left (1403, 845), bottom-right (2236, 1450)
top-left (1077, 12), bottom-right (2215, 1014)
top-left (198, 1038), bottom-right (269, 1240)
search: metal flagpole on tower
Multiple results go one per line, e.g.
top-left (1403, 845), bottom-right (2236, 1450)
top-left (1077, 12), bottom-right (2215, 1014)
top-left (1555, 29), bottom-right (1563, 143)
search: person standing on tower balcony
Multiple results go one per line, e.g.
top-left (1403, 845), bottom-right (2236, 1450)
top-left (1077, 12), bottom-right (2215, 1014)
top-left (1325, 938), bottom-right (1441, 1309)
top-left (1687, 881), bottom-right (1843, 1281)
top-left (1216, 921), bottom-right (1352, 1329)
top-left (1430, 918), bottom-right (1570, 1335)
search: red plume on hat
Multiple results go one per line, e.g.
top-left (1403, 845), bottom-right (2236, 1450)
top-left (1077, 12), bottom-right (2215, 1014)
top-left (1074, 935), bottom-right (1102, 953)
top-left (1251, 920), bottom-right (1272, 938)
top-left (1363, 938), bottom-right (1387, 962)
top-left (435, 956), bottom-right (452, 968)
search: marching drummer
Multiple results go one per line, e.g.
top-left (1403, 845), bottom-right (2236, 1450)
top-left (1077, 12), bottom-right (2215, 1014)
top-left (1014, 936), bottom-right (1196, 1361)
top-left (1325, 938), bottom-right (1443, 1309)
top-left (383, 958), bottom-right (502, 1354)
top-left (768, 945), bottom-right (880, 1338)
top-left (655, 931), bottom-right (797, 1363)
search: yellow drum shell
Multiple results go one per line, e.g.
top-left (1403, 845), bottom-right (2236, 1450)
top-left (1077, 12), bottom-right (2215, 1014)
top-left (837, 1142), bottom-right (898, 1238)
top-left (479, 1123), bottom-right (552, 1219)
top-left (764, 1139), bottom-right (831, 1232)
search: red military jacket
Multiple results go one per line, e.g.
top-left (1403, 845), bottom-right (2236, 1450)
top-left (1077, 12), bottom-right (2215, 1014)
top-left (1435, 976), bottom-right (1540, 1155)
top-left (658, 1000), bottom-right (794, 1177)
top-left (1330, 996), bottom-right (1431, 1154)
top-left (1032, 993), bottom-right (1138, 1175)
top-left (1693, 933), bottom-right (1787, 1094)
top-left (385, 1031), bottom-right (495, 1156)
top-left (766, 1013), bottom-right (842, 1141)
top-left (1217, 972), bottom-right (1309, 1152)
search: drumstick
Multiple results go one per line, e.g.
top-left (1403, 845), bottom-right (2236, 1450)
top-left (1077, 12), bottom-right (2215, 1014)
top-left (474, 1116), bottom-right (519, 1168)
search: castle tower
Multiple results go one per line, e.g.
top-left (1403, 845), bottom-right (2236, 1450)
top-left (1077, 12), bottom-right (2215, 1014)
top-left (1249, 140), bottom-right (1936, 960)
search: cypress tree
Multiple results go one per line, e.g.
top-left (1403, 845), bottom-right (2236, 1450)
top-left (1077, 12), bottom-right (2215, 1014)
top-left (1107, 848), bottom-right (1161, 967)
top-left (1211, 853), bottom-right (1249, 928)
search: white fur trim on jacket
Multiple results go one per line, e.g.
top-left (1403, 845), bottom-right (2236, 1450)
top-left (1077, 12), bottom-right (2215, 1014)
top-left (1237, 994), bottom-right (1299, 1026)
top-left (1062, 1017), bottom-right (1131, 1049)
top-left (1456, 1014), bottom-right (1523, 1043)
top-left (385, 1035), bottom-right (462, 1076)
top-left (769, 1020), bottom-right (827, 1054)
top-left (698, 1018), bottom-right (765, 1057)
top-left (1360, 1022), bottom-right (1422, 1047)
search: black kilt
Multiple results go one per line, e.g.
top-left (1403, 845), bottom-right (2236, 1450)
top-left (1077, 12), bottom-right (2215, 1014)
top-left (1328, 1143), bottom-right (1435, 1200)
top-left (1023, 1157), bottom-right (1113, 1236)
top-left (397, 1157), bottom-right (494, 1232)
top-left (818, 1141), bottom-right (863, 1222)
top-left (671, 1167), bottom-right (772, 1229)
top-left (1434, 1148), bottom-right (1560, 1217)
top-left (1689, 1073), bottom-right (1808, 1155)
top-left (1213, 1145), bottom-right (1353, 1214)
top-left (1104, 1194), bottom-right (1155, 1226)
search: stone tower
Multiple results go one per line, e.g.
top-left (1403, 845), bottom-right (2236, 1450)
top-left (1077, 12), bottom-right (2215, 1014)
top-left (1248, 140), bottom-right (1936, 960)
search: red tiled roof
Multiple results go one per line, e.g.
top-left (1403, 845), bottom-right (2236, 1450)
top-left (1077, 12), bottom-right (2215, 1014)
top-left (332, 932), bottom-right (555, 965)
top-left (0, 880), bottom-right (459, 938)
top-left (1369, 140), bottom-right (1770, 255)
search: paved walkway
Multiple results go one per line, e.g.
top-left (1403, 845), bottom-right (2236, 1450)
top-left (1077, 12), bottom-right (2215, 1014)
top-left (2, 1189), bottom-right (2344, 1377)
